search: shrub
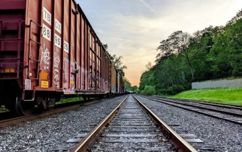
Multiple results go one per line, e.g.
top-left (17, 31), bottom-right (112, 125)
top-left (140, 85), bottom-right (156, 95)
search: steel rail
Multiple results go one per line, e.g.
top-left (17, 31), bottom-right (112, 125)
top-left (149, 97), bottom-right (242, 117)
top-left (133, 96), bottom-right (198, 152)
top-left (0, 104), bottom-right (80, 128)
top-left (154, 96), bottom-right (242, 110)
top-left (71, 96), bottom-right (128, 152)
top-left (143, 96), bottom-right (242, 125)
top-left (0, 98), bottom-right (112, 128)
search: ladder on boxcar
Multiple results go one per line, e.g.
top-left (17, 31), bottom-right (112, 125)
top-left (26, 20), bottom-right (42, 81)
top-left (23, 20), bottom-right (42, 101)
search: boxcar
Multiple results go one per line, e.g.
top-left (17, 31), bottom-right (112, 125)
top-left (0, 0), bottom-right (121, 113)
top-left (117, 70), bottom-right (125, 94)
top-left (110, 65), bottom-right (117, 94)
top-left (110, 68), bottom-right (125, 95)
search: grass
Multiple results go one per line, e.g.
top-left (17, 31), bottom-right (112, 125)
top-left (56, 97), bottom-right (83, 105)
top-left (0, 105), bottom-right (9, 113)
top-left (172, 88), bottom-right (242, 106)
top-left (0, 97), bottom-right (82, 112)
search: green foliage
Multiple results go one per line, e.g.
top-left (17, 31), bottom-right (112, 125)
top-left (56, 97), bottom-right (82, 105)
top-left (132, 86), bottom-right (138, 92)
top-left (140, 85), bottom-right (156, 96)
top-left (172, 88), bottom-right (242, 106)
top-left (139, 10), bottom-right (242, 95)
top-left (0, 105), bottom-right (9, 113)
top-left (154, 54), bottom-right (191, 95)
top-left (124, 78), bottom-right (132, 90)
top-left (213, 19), bottom-right (242, 77)
top-left (124, 78), bottom-right (138, 92)
top-left (139, 68), bottom-right (156, 91)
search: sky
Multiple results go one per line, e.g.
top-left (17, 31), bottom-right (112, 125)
top-left (77, 0), bottom-right (242, 86)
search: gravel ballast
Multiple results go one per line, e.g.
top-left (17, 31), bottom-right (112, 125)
top-left (136, 95), bottom-right (242, 152)
top-left (0, 96), bottom-right (126, 152)
top-left (91, 96), bottom-right (174, 152)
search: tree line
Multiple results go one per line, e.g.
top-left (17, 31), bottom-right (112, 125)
top-left (139, 10), bottom-right (242, 95)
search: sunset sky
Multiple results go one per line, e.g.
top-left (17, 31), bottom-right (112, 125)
top-left (77, 0), bottom-right (242, 86)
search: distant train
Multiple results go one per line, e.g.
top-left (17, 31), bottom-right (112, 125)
top-left (0, 0), bottom-right (125, 114)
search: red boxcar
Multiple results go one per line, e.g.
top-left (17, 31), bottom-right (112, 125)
top-left (0, 0), bottom-right (119, 112)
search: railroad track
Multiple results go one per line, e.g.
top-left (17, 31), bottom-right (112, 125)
top-left (0, 104), bottom-right (80, 129)
top-left (0, 98), bottom-right (112, 128)
top-left (153, 96), bottom-right (242, 110)
top-left (144, 96), bottom-right (242, 125)
top-left (71, 95), bottom-right (197, 152)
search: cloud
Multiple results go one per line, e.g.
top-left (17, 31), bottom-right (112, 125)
top-left (137, 0), bottom-right (156, 14)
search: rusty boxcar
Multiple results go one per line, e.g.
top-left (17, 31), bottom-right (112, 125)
top-left (0, 0), bottom-right (124, 113)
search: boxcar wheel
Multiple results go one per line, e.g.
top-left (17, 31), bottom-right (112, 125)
top-left (5, 97), bottom-right (24, 116)
top-left (36, 97), bottom-right (49, 111)
top-left (15, 97), bottom-right (24, 115)
top-left (41, 98), bottom-right (49, 110)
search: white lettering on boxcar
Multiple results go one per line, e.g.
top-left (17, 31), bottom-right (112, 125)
top-left (42, 24), bottom-right (51, 41)
top-left (54, 34), bottom-right (61, 48)
top-left (41, 45), bottom-right (50, 70)
top-left (55, 19), bottom-right (62, 34)
top-left (43, 7), bottom-right (52, 25)
top-left (64, 41), bottom-right (69, 53)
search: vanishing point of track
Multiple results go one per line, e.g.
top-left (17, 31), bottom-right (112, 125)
top-left (71, 95), bottom-right (197, 152)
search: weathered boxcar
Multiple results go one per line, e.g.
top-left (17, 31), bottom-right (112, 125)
top-left (0, 0), bottom-right (116, 113)
top-left (110, 67), bottom-right (125, 95)
top-left (110, 65), bottom-right (117, 94)
top-left (117, 70), bottom-right (125, 94)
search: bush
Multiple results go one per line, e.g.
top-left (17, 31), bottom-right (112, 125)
top-left (140, 85), bottom-right (156, 95)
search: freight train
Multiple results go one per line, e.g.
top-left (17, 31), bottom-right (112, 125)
top-left (0, 0), bottom-right (125, 114)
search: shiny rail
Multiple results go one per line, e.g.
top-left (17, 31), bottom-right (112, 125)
top-left (72, 95), bottom-right (197, 152)
top-left (71, 96), bottom-right (128, 152)
top-left (144, 96), bottom-right (242, 125)
top-left (134, 96), bottom-right (197, 152)
top-left (0, 104), bottom-right (80, 128)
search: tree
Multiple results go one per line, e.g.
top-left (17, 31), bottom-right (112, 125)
top-left (124, 78), bottom-right (132, 91)
top-left (157, 31), bottom-right (194, 79)
top-left (110, 54), bottom-right (127, 72)
top-left (228, 9), bottom-right (242, 25)
top-left (124, 79), bottom-right (138, 92)
top-left (156, 31), bottom-right (191, 61)
top-left (146, 62), bottom-right (152, 71)
top-left (103, 43), bottom-right (127, 72)
top-left (139, 67), bottom-right (156, 93)
top-left (139, 11), bottom-right (242, 95)
top-left (103, 44), bottom-right (108, 50)
top-left (132, 86), bottom-right (138, 92)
